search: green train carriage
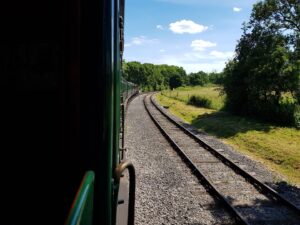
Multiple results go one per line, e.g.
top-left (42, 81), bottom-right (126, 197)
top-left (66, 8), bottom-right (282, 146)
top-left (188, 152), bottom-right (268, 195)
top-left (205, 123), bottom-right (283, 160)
top-left (1, 0), bottom-right (137, 225)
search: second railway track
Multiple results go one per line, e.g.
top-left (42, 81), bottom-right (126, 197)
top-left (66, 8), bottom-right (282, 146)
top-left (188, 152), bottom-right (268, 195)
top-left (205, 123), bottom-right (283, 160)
top-left (144, 94), bottom-right (300, 225)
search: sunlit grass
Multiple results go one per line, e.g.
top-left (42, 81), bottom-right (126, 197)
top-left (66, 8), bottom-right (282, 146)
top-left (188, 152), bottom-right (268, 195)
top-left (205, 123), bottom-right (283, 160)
top-left (161, 85), bottom-right (225, 110)
top-left (156, 93), bottom-right (300, 186)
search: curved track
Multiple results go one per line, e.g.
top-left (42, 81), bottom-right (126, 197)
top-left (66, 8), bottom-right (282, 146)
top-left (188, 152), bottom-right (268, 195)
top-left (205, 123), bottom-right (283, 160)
top-left (144, 94), bottom-right (300, 225)
top-left (126, 94), bottom-right (234, 225)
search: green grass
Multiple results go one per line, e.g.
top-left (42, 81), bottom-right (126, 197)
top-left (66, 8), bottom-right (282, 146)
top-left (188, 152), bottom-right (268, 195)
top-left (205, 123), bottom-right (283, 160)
top-left (161, 85), bottom-right (225, 110)
top-left (156, 92), bottom-right (300, 186)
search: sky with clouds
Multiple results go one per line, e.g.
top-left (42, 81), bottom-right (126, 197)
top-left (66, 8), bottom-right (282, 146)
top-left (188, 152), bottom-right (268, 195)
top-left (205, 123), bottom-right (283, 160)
top-left (124, 0), bottom-right (258, 73)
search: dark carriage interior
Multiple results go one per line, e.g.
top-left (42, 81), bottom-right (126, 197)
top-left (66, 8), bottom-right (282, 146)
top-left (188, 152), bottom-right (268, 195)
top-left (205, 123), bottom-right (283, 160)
top-left (1, 0), bottom-right (113, 224)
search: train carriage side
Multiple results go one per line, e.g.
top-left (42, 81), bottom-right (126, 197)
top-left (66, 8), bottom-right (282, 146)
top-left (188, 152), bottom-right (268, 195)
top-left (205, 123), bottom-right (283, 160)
top-left (0, 0), bottom-right (136, 225)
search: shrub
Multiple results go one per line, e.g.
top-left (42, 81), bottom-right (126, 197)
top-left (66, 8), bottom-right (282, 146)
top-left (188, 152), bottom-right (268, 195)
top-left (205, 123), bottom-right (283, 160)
top-left (188, 95), bottom-right (212, 109)
top-left (247, 100), bottom-right (298, 126)
top-left (294, 105), bottom-right (300, 129)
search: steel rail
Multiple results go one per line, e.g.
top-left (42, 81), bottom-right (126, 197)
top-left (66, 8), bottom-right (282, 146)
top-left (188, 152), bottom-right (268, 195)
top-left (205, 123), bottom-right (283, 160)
top-left (143, 95), bottom-right (249, 225)
top-left (149, 94), bottom-right (300, 216)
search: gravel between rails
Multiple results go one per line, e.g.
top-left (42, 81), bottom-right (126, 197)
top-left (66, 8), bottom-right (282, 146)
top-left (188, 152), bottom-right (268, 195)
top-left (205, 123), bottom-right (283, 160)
top-left (125, 94), bottom-right (234, 225)
top-left (152, 95), bottom-right (300, 210)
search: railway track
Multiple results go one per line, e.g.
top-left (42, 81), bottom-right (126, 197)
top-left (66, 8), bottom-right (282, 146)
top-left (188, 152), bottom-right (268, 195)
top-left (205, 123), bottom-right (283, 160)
top-left (144, 94), bottom-right (300, 225)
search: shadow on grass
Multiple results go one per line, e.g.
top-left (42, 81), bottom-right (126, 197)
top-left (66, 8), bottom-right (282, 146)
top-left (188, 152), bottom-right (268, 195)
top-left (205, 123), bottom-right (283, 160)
top-left (191, 111), bottom-right (273, 138)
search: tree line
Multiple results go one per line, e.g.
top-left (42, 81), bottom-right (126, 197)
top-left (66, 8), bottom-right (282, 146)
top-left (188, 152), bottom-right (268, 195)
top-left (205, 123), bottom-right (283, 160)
top-left (122, 61), bottom-right (223, 91)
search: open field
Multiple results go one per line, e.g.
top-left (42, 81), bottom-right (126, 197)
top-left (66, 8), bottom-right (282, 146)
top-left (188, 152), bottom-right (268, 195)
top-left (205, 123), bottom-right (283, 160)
top-left (156, 89), bottom-right (300, 186)
top-left (161, 85), bottom-right (225, 110)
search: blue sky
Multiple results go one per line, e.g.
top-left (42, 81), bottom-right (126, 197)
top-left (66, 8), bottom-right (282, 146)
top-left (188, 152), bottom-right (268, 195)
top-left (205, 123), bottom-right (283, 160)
top-left (124, 0), bottom-right (258, 73)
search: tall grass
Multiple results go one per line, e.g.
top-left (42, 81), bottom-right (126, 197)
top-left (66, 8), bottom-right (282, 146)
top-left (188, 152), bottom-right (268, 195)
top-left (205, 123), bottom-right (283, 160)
top-left (161, 85), bottom-right (225, 110)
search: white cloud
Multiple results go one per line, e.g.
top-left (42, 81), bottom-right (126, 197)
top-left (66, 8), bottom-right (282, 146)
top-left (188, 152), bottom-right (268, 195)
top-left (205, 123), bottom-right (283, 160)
top-left (233, 7), bottom-right (242, 12)
top-left (191, 40), bottom-right (217, 51)
top-left (156, 25), bottom-right (164, 30)
top-left (160, 49), bottom-right (166, 52)
top-left (169, 20), bottom-right (208, 34)
top-left (125, 36), bottom-right (159, 47)
top-left (209, 50), bottom-right (234, 59)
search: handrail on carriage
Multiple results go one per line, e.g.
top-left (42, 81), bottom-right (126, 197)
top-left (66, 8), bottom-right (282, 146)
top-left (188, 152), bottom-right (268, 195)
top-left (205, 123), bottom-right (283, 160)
top-left (65, 171), bottom-right (95, 225)
top-left (115, 160), bottom-right (136, 225)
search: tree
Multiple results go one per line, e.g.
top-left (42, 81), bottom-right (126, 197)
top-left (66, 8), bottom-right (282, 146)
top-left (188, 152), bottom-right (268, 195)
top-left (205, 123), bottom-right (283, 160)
top-left (169, 74), bottom-right (183, 89)
top-left (251, 0), bottom-right (300, 33)
top-left (223, 0), bottom-right (300, 126)
top-left (208, 71), bottom-right (225, 84)
top-left (189, 71), bottom-right (209, 86)
top-left (251, 0), bottom-right (300, 103)
top-left (123, 61), bottom-right (144, 85)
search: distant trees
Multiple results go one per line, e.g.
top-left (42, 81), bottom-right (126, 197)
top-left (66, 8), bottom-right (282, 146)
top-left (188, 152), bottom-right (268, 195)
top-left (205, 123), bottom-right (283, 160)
top-left (223, 0), bottom-right (300, 126)
top-left (187, 71), bottom-right (224, 86)
top-left (123, 61), bottom-right (225, 91)
top-left (122, 61), bottom-right (187, 91)
top-left (188, 71), bottom-right (208, 86)
top-left (208, 71), bottom-right (225, 85)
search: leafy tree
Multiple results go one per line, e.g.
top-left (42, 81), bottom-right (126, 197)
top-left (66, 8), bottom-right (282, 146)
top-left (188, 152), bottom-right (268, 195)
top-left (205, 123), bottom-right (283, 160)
top-left (123, 61), bottom-right (144, 85)
top-left (189, 71), bottom-right (209, 86)
top-left (251, 0), bottom-right (300, 33)
top-left (223, 0), bottom-right (300, 126)
top-left (251, 0), bottom-right (300, 103)
top-left (169, 74), bottom-right (183, 89)
top-left (208, 71), bottom-right (225, 84)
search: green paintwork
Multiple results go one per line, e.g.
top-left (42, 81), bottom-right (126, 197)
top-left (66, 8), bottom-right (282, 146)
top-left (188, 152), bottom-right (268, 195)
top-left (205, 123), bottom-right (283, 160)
top-left (65, 171), bottom-right (95, 225)
top-left (66, 0), bottom-right (137, 224)
top-left (102, 1), bottom-right (114, 225)
top-left (113, 0), bottom-right (121, 176)
top-left (112, 0), bottom-right (121, 224)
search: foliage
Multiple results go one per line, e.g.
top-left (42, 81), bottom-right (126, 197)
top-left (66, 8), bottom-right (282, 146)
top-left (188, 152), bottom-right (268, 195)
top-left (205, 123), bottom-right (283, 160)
top-left (122, 61), bottom-right (187, 91)
top-left (294, 105), bottom-right (300, 128)
top-left (188, 95), bottom-right (212, 108)
top-left (187, 71), bottom-right (225, 86)
top-left (208, 71), bottom-right (225, 85)
top-left (169, 73), bottom-right (183, 89)
top-left (223, 0), bottom-right (300, 127)
top-left (251, 0), bottom-right (300, 34)
top-left (188, 71), bottom-right (209, 86)
top-left (122, 60), bottom-right (226, 91)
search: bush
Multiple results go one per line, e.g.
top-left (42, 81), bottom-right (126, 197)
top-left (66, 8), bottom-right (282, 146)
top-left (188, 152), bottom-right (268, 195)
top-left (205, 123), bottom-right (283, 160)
top-left (294, 105), bottom-right (300, 129)
top-left (188, 95), bottom-right (212, 109)
top-left (269, 103), bottom-right (295, 125)
top-left (246, 100), bottom-right (298, 127)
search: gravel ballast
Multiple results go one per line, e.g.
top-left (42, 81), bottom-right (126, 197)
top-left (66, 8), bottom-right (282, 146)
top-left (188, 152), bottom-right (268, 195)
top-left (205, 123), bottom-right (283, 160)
top-left (125, 94), bottom-right (234, 225)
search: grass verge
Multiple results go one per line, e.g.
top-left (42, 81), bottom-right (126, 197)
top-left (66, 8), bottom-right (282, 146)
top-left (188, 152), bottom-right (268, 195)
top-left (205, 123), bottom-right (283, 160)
top-left (156, 93), bottom-right (300, 186)
top-left (161, 85), bottom-right (225, 110)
